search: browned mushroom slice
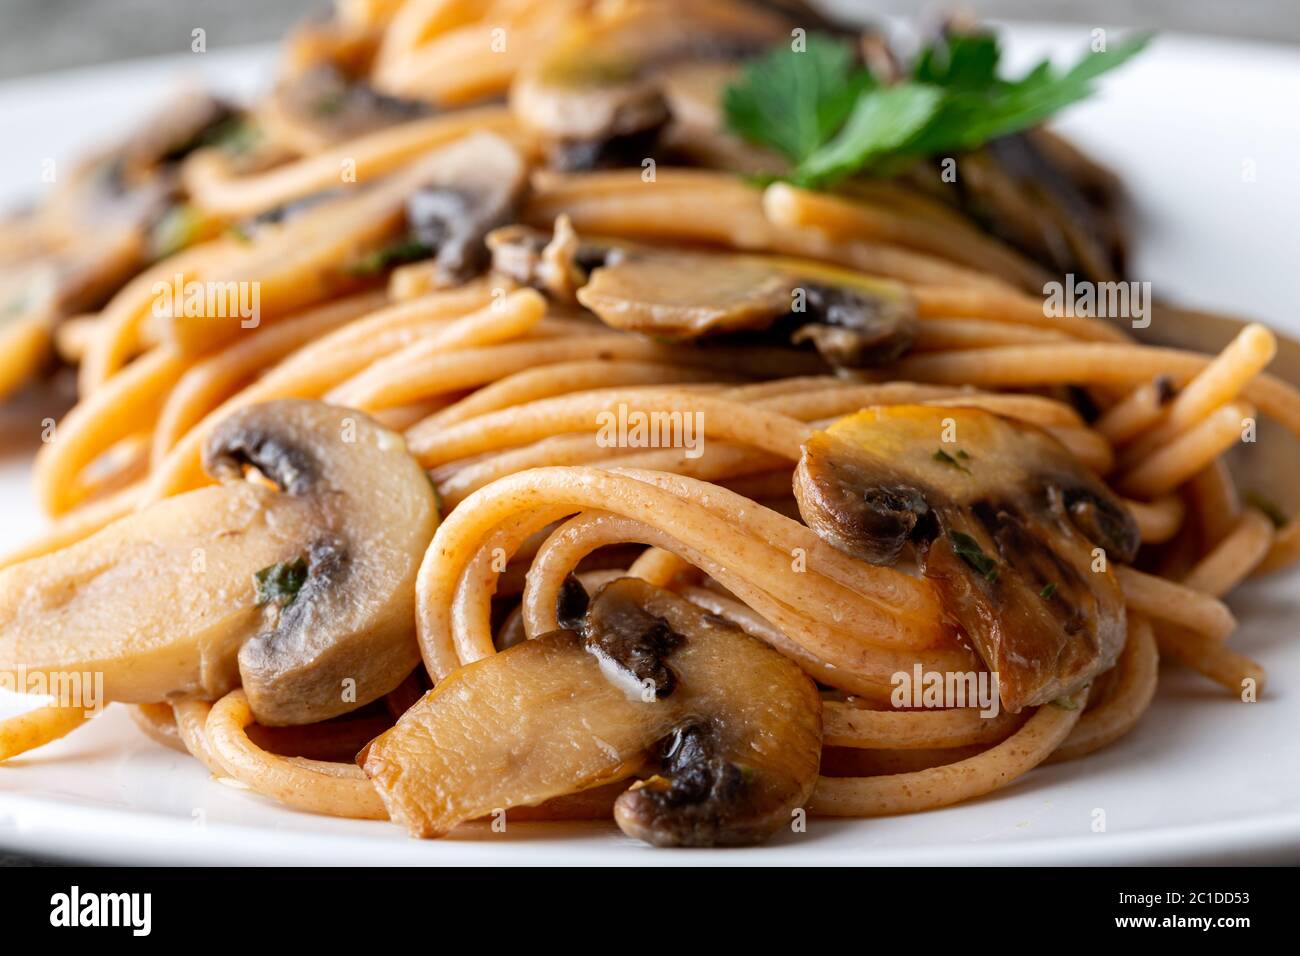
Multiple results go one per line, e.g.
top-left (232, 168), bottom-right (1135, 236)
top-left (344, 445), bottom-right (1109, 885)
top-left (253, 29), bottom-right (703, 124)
top-left (576, 249), bottom-right (917, 368)
top-left (581, 251), bottom-right (793, 336)
top-left (116, 90), bottom-right (239, 178)
top-left (362, 577), bottom-right (821, 846)
top-left (904, 129), bottom-right (1127, 285)
top-left (397, 131), bottom-right (528, 283)
top-left (795, 405), bottom-right (1139, 712)
top-left (486, 220), bottom-right (620, 304)
top-left (513, 66), bottom-right (671, 172)
top-left (335, 132), bottom-right (528, 284)
top-left (260, 18), bottom-right (440, 153)
top-left (269, 63), bottom-right (432, 150)
top-left (0, 400), bottom-right (437, 725)
top-left (1, 95), bottom-right (250, 334)
top-left (510, 0), bottom-right (792, 170)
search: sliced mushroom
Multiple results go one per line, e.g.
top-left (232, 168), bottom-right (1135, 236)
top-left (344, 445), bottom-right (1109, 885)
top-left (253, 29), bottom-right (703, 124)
top-left (514, 68), bottom-right (671, 172)
top-left (510, 0), bottom-right (792, 170)
top-left (268, 63), bottom-right (432, 150)
top-left (41, 95), bottom-right (233, 270)
top-left (398, 131), bottom-right (528, 283)
top-left (362, 577), bottom-right (821, 846)
top-left (491, 223), bottom-right (916, 367)
top-left (261, 17), bottom-right (436, 153)
top-left (238, 187), bottom-right (347, 238)
top-left (1, 93), bottom-right (247, 339)
top-left (575, 248), bottom-right (917, 369)
top-left (116, 90), bottom-right (239, 181)
top-left (327, 132), bottom-right (528, 285)
top-left (794, 405), bottom-right (1139, 712)
top-left (902, 129), bottom-right (1127, 284)
top-left (890, 20), bottom-right (1126, 283)
top-left (966, 132), bottom-right (1126, 282)
top-left (486, 219), bottom-right (620, 304)
top-left (0, 400), bottom-right (437, 725)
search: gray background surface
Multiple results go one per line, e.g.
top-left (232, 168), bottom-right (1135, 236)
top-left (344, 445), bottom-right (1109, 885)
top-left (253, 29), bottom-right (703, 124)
top-left (0, 0), bottom-right (1297, 81)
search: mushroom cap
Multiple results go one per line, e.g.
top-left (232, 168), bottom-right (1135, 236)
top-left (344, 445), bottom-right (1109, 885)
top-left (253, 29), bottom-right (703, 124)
top-left (0, 400), bottom-right (437, 726)
top-left (796, 405), bottom-right (1138, 711)
top-left (401, 131), bottom-right (528, 283)
top-left (362, 577), bottom-right (821, 845)
top-left (508, 0), bottom-right (793, 167)
top-left (575, 247), bottom-right (917, 368)
top-left (204, 400), bottom-right (439, 725)
top-left (579, 251), bottom-right (795, 337)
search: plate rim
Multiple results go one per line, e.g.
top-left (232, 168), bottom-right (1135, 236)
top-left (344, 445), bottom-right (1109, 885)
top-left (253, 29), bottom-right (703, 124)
top-left (3, 788), bottom-right (1299, 866)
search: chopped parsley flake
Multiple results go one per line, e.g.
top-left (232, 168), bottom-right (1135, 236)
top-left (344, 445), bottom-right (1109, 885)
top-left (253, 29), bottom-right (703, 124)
top-left (949, 530), bottom-right (998, 582)
top-left (254, 557), bottom-right (309, 608)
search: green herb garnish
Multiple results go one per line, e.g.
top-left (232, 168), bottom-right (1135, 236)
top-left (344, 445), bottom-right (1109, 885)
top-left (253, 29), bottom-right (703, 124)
top-left (199, 115), bottom-right (261, 155)
top-left (150, 203), bottom-right (206, 259)
top-left (933, 447), bottom-right (972, 473)
top-left (1244, 491), bottom-right (1288, 529)
top-left (312, 91), bottom-right (348, 117)
top-left (254, 557), bottom-right (309, 608)
top-left (344, 236), bottom-right (434, 276)
top-left (1050, 695), bottom-right (1080, 710)
top-left (724, 30), bottom-right (1151, 188)
top-left (1040, 582), bottom-right (1058, 599)
top-left (949, 530), bottom-right (998, 582)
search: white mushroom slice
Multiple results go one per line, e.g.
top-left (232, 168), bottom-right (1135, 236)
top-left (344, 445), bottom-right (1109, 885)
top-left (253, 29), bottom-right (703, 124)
top-left (0, 400), bottom-right (438, 725)
top-left (576, 249), bottom-right (918, 368)
top-left (579, 251), bottom-right (794, 337)
top-left (362, 577), bottom-right (822, 847)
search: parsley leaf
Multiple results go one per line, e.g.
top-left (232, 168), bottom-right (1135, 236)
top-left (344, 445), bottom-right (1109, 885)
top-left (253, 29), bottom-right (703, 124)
top-left (254, 557), bottom-right (309, 608)
top-left (723, 29), bottom-right (1152, 188)
top-left (913, 31), bottom-right (1001, 90)
top-left (150, 203), bottom-right (207, 259)
top-left (199, 115), bottom-right (260, 155)
top-left (723, 35), bottom-right (864, 165)
top-left (904, 34), bottom-right (1151, 157)
top-left (949, 530), bottom-right (999, 582)
top-left (797, 83), bottom-right (943, 185)
top-left (344, 236), bottom-right (434, 276)
top-left (1040, 582), bottom-right (1058, 599)
top-left (933, 447), bottom-right (972, 474)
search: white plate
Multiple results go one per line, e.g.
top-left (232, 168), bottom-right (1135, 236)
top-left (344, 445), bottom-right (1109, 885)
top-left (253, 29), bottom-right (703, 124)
top-left (2, 26), bottom-right (1300, 866)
